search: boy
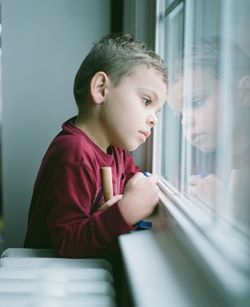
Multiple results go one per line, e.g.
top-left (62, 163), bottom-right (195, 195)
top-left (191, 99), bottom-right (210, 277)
top-left (24, 33), bottom-right (168, 258)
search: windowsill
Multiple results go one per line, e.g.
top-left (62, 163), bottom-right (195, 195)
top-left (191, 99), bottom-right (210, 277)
top-left (118, 190), bottom-right (249, 307)
top-left (119, 226), bottom-right (224, 307)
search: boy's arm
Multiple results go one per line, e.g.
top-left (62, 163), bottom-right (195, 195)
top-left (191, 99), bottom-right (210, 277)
top-left (45, 162), bottom-right (133, 258)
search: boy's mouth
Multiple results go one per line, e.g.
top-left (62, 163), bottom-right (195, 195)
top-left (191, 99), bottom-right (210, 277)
top-left (190, 132), bottom-right (207, 145)
top-left (139, 131), bottom-right (151, 139)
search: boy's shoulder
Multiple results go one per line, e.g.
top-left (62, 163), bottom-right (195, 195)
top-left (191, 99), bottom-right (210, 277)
top-left (46, 117), bottom-right (127, 166)
top-left (41, 118), bottom-right (92, 164)
top-left (51, 118), bottom-right (98, 159)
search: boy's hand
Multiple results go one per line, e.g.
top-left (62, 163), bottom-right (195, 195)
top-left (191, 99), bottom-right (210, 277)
top-left (188, 174), bottom-right (233, 211)
top-left (97, 194), bottom-right (123, 212)
top-left (117, 172), bottom-right (159, 225)
top-left (188, 174), bottom-right (217, 207)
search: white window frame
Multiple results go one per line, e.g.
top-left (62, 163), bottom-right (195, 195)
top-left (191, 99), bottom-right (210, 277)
top-left (153, 0), bottom-right (250, 301)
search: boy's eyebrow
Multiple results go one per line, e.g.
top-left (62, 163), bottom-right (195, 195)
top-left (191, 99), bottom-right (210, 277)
top-left (139, 87), bottom-right (159, 101)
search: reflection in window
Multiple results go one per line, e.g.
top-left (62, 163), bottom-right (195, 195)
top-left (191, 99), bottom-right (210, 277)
top-left (155, 0), bottom-right (250, 244)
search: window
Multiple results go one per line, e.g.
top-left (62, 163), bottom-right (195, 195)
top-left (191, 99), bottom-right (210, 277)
top-left (0, 4), bottom-right (3, 250)
top-left (154, 0), bottom-right (250, 296)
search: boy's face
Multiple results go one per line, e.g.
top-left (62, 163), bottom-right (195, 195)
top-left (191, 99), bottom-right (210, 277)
top-left (101, 65), bottom-right (167, 151)
top-left (167, 69), bottom-right (220, 153)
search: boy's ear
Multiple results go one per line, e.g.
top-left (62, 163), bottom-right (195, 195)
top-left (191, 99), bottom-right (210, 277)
top-left (238, 75), bottom-right (250, 107)
top-left (90, 71), bottom-right (109, 104)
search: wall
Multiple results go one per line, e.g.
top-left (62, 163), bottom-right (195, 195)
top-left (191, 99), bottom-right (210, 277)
top-left (1, 0), bottom-right (110, 248)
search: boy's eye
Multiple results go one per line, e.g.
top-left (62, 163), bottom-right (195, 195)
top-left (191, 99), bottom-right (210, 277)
top-left (142, 97), bottom-right (152, 106)
top-left (184, 97), bottom-right (203, 110)
top-left (186, 92), bottom-right (209, 109)
top-left (191, 97), bottom-right (203, 108)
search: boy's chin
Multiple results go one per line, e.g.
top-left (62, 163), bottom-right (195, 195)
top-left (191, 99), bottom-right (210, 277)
top-left (196, 143), bottom-right (216, 154)
top-left (120, 142), bottom-right (141, 152)
top-left (113, 138), bottom-right (144, 152)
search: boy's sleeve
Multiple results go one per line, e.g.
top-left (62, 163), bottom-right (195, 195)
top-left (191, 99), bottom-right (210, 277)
top-left (45, 161), bottom-right (133, 258)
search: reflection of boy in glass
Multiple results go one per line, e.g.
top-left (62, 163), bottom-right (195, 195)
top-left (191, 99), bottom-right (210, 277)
top-left (167, 37), bottom-right (250, 224)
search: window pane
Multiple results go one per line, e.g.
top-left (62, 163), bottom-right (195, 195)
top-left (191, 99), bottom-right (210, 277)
top-left (216, 0), bottom-right (250, 235)
top-left (157, 0), bottom-right (250, 241)
top-left (165, 0), bottom-right (177, 7)
top-left (159, 1), bottom-right (184, 189)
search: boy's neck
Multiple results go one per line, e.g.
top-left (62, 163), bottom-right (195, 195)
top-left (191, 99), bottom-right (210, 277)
top-left (74, 116), bottom-right (110, 153)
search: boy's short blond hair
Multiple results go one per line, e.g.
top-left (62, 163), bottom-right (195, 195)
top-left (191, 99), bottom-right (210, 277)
top-left (170, 37), bottom-right (250, 85)
top-left (74, 32), bottom-right (168, 107)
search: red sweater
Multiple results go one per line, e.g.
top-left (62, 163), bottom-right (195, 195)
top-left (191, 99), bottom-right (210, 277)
top-left (24, 117), bottom-right (140, 257)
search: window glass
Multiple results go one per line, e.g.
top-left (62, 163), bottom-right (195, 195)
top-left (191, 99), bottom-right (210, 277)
top-left (159, 1), bottom-right (184, 189)
top-left (165, 0), bottom-right (176, 7)
top-left (216, 0), bottom-right (250, 235)
top-left (156, 0), bottom-right (250, 244)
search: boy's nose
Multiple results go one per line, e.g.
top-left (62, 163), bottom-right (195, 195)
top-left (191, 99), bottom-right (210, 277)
top-left (147, 113), bottom-right (158, 127)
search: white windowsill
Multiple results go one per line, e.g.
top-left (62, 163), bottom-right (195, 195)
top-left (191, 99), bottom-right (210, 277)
top-left (118, 190), bottom-right (250, 307)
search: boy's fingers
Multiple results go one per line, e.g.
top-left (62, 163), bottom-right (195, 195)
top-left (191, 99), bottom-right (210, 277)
top-left (134, 172), bottom-right (159, 185)
top-left (126, 172), bottom-right (159, 189)
top-left (147, 174), bottom-right (159, 184)
top-left (97, 194), bottom-right (123, 212)
top-left (130, 172), bottom-right (144, 183)
top-left (188, 184), bottom-right (197, 195)
top-left (189, 175), bottom-right (202, 186)
top-left (106, 194), bottom-right (123, 206)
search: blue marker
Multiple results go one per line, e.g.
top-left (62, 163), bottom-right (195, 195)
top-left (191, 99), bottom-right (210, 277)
top-left (135, 171), bottom-right (153, 230)
top-left (143, 171), bottom-right (152, 177)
